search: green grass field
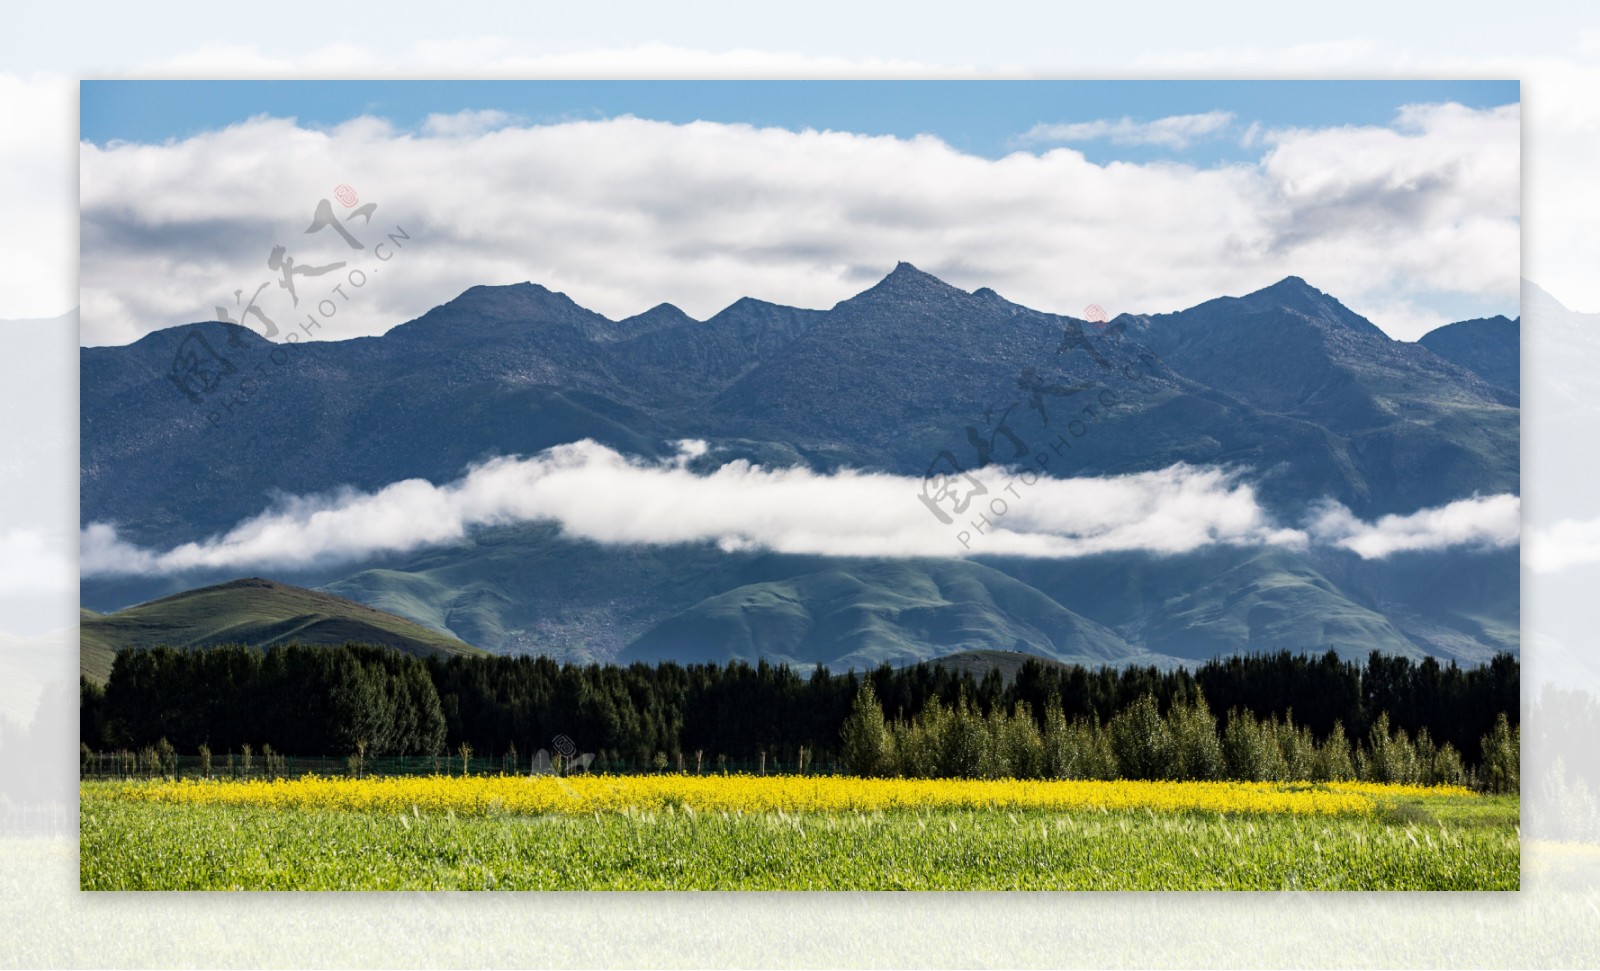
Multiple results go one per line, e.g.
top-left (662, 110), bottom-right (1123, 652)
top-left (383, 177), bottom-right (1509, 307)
top-left (79, 784), bottom-right (1518, 891)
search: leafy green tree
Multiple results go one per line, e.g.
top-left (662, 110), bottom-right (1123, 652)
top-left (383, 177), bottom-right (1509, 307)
top-left (154, 737), bottom-right (177, 778)
top-left (1110, 694), bottom-right (1174, 779)
top-left (998, 703), bottom-right (1044, 779)
top-left (1168, 695), bottom-right (1224, 780)
top-left (1063, 717), bottom-right (1117, 780)
top-left (892, 698), bottom-right (951, 778)
top-left (840, 680), bottom-right (892, 777)
top-left (1424, 736), bottom-right (1466, 787)
top-left (1363, 712), bottom-right (1420, 784)
top-left (1314, 721), bottom-right (1356, 781)
top-left (941, 695), bottom-right (991, 778)
top-left (1222, 709), bottom-right (1278, 781)
top-left (1040, 697), bottom-right (1072, 779)
top-left (1275, 714), bottom-right (1317, 781)
top-left (79, 677), bottom-right (107, 751)
top-left (1479, 713), bottom-right (1519, 793)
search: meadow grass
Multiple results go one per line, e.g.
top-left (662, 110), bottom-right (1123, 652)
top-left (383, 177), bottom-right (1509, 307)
top-left (79, 776), bottom-right (1517, 891)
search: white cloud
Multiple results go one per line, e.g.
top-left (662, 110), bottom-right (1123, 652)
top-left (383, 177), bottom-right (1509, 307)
top-left (80, 441), bottom-right (1518, 577)
top-left (1254, 102), bottom-right (1521, 306)
top-left (1527, 515), bottom-right (1600, 574)
top-left (0, 529), bottom-right (75, 595)
top-left (79, 103), bottom-right (1519, 346)
top-left (1338, 296), bottom-right (1453, 343)
top-left (1019, 111), bottom-right (1234, 149)
top-left (422, 109), bottom-right (515, 138)
top-left (80, 443), bottom-right (1305, 575)
top-left (1308, 494), bottom-right (1521, 559)
top-left (1111, 44), bottom-right (1593, 315)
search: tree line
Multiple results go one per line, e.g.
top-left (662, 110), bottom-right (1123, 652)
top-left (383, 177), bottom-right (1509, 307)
top-left (840, 680), bottom-right (1520, 791)
top-left (82, 643), bottom-right (445, 758)
top-left (81, 643), bottom-right (1519, 777)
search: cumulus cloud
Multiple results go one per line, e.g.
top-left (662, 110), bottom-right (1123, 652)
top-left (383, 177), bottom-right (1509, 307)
top-left (1255, 103), bottom-right (1521, 310)
top-left (1527, 516), bottom-right (1600, 574)
top-left (422, 109), bottom-right (515, 138)
top-left (0, 529), bottom-right (75, 596)
top-left (1018, 111), bottom-right (1234, 148)
top-left (81, 442), bottom-right (1307, 575)
top-left (1307, 494), bottom-right (1521, 559)
top-left (80, 441), bottom-right (1519, 577)
top-left (79, 102), bottom-right (1518, 346)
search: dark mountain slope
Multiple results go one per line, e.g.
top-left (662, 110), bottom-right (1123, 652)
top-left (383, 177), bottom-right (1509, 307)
top-left (1418, 315), bottom-right (1519, 395)
top-left (1126, 277), bottom-right (1518, 514)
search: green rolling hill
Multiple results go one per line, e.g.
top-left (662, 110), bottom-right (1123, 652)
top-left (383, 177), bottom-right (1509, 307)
top-left (80, 577), bottom-right (485, 684)
top-left (620, 559), bottom-right (1170, 670)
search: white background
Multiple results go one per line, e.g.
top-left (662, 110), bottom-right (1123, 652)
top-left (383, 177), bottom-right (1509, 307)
top-left (3, 2), bottom-right (1598, 966)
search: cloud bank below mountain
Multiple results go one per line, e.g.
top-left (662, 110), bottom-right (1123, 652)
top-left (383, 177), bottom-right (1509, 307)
top-left (80, 440), bottom-right (1518, 576)
top-left (1308, 494), bottom-right (1521, 559)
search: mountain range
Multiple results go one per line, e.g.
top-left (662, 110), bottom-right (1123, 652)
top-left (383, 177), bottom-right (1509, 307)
top-left (80, 265), bottom-right (1519, 671)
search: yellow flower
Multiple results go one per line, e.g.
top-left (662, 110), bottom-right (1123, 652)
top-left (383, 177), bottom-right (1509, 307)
top-left (84, 774), bottom-right (1478, 818)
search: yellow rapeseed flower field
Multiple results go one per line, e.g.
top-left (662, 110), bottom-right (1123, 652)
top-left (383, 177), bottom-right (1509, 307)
top-left (93, 774), bottom-right (1473, 818)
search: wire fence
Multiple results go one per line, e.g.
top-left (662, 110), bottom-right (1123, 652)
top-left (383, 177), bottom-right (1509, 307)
top-left (79, 751), bottom-right (846, 781)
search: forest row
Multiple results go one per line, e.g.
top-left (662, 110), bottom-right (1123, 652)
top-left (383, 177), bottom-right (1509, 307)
top-left (79, 643), bottom-right (1519, 771)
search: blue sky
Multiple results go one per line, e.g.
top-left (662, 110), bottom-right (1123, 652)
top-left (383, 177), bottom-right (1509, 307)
top-left (80, 80), bottom-right (1519, 166)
